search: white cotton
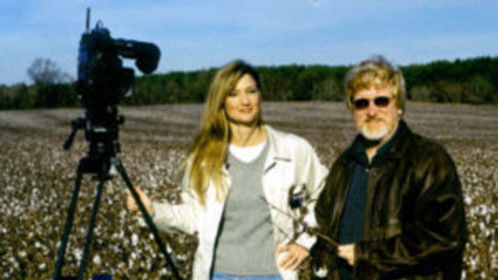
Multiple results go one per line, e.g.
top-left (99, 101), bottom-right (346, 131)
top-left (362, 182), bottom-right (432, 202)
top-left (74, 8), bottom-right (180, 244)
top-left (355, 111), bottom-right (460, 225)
top-left (314, 266), bottom-right (329, 278)
top-left (93, 254), bottom-right (102, 265)
top-left (131, 233), bottom-right (139, 246)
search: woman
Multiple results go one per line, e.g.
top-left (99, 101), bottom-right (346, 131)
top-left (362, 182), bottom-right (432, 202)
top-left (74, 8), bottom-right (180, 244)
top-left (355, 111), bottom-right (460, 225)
top-left (127, 60), bottom-right (327, 280)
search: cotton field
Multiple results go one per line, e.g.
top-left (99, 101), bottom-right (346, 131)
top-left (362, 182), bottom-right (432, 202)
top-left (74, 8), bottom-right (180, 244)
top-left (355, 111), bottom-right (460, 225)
top-left (0, 102), bottom-right (496, 279)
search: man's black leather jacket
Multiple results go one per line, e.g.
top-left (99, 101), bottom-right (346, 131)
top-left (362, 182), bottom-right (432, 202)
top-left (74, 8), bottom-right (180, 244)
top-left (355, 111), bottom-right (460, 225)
top-left (311, 121), bottom-right (467, 279)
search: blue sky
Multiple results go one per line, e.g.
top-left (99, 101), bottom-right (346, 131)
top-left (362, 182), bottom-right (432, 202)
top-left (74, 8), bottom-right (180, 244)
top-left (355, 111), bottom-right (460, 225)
top-left (1, 0), bottom-right (497, 85)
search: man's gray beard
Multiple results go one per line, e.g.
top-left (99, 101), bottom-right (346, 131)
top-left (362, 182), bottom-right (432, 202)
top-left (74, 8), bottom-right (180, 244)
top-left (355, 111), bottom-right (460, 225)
top-left (360, 124), bottom-right (389, 141)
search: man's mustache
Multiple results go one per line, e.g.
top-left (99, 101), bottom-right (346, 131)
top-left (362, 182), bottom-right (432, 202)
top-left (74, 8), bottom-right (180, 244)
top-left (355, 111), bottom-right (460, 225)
top-left (365, 117), bottom-right (385, 122)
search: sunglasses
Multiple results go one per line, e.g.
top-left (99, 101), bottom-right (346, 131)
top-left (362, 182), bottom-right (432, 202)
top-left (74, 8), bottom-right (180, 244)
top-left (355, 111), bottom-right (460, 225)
top-left (352, 96), bottom-right (391, 110)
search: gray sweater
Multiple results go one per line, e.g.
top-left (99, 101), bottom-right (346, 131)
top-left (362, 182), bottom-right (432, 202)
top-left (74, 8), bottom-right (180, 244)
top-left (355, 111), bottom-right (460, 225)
top-left (213, 142), bottom-right (279, 275)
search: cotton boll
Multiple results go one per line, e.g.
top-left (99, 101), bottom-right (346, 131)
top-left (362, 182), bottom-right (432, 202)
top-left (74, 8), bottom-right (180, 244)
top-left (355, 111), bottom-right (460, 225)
top-left (131, 233), bottom-right (139, 246)
top-left (93, 254), bottom-right (102, 265)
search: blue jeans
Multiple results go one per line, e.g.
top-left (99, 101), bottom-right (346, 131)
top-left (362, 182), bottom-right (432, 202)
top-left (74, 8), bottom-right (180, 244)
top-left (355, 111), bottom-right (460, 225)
top-left (212, 271), bottom-right (283, 280)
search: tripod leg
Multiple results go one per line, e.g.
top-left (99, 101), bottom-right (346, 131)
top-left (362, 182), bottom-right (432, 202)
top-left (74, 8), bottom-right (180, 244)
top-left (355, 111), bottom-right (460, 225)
top-left (53, 164), bottom-right (84, 280)
top-left (112, 157), bottom-right (183, 280)
top-left (76, 178), bottom-right (106, 280)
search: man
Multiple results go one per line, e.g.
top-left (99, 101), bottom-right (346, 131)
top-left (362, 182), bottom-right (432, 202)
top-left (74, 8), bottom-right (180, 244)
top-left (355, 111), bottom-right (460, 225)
top-left (311, 56), bottom-right (467, 279)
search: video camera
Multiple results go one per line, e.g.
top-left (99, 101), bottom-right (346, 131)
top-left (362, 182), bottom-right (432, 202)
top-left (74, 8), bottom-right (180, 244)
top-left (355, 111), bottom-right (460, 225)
top-left (77, 18), bottom-right (160, 109)
top-left (65, 8), bottom-right (160, 154)
top-left (56, 9), bottom-right (182, 280)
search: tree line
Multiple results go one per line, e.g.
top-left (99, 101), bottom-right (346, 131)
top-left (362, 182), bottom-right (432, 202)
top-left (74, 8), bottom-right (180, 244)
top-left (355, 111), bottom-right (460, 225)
top-left (1, 56), bottom-right (496, 110)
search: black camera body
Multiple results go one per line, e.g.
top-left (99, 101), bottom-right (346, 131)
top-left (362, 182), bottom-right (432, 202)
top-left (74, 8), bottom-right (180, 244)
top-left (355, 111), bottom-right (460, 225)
top-left (65, 10), bottom-right (160, 159)
top-left (77, 21), bottom-right (160, 110)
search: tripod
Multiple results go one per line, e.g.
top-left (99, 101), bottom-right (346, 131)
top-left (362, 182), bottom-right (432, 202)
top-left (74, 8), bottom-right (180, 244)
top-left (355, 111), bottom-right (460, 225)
top-left (53, 117), bottom-right (183, 280)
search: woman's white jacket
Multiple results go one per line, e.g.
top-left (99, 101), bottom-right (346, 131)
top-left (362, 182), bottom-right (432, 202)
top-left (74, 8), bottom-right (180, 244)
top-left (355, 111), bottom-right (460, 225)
top-left (151, 125), bottom-right (328, 280)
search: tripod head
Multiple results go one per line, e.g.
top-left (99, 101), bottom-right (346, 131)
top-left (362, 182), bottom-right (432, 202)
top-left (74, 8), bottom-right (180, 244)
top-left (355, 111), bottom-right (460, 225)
top-left (63, 110), bottom-right (123, 180)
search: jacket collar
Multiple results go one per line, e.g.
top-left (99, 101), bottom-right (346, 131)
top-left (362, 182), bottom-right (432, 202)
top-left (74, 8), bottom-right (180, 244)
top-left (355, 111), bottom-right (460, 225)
top-left (263, 124), bottom-right (292, 172)
top-left (384, 120), bottom-right (412, 160)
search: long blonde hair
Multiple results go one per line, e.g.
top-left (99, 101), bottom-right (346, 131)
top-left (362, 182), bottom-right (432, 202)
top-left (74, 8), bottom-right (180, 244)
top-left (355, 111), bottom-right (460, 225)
top-left (187, 59), bottom-right (262, 204)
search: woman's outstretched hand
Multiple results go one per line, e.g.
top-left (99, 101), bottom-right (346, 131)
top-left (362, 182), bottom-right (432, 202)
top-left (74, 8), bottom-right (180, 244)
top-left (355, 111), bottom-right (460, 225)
top-left (276, 243), bottom-right (309, 271)
top-left (126, 186), bottom-right (153, 215)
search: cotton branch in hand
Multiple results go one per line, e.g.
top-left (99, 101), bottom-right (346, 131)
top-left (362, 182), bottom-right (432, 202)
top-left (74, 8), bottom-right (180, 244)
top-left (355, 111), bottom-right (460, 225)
top-left (261, 184), bottom-right (338, 248)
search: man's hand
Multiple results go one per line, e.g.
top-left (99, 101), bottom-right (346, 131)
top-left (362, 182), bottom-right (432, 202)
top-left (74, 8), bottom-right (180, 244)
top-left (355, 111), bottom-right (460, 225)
top-left (276, 243), bottom-right (309, 271)
top-left (338, 244), bottom-right (355, 266)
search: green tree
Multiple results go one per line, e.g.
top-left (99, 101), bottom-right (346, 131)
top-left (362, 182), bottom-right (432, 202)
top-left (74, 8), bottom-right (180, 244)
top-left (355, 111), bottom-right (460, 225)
top-left (311, 77), bottom-right (342, 101)
top-left (410, 85), bottom-right (432, 102)
top-left (466, 75), bottom-right (496, 104)
top-left (0, 85), bottom-right (12, 109)
top-left (11, 84), bottom-right (35, 109)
